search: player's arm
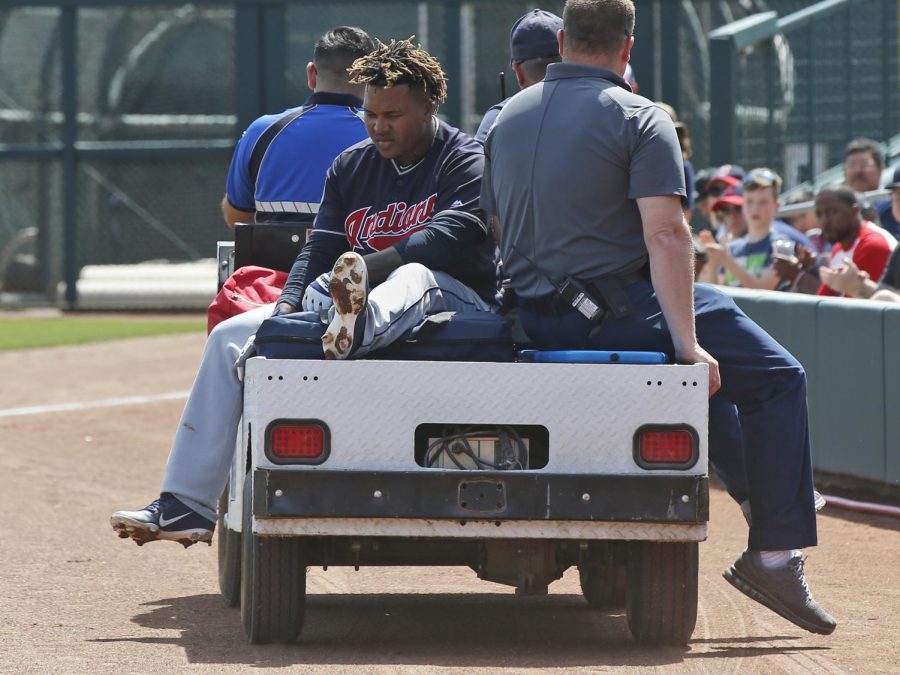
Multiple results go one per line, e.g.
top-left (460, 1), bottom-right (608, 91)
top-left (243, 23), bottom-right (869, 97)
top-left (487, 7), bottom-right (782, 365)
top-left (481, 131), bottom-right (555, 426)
top-left (223, 123), bottom-right (265, 229)
top-left (221, 196), bottom-right (254, 229)
top-left (639, 195), bottom-right (720, 396)
top-left (277, 163), bottom-right (348, 313)
top-left (391, 150), bottom-right (489, 272)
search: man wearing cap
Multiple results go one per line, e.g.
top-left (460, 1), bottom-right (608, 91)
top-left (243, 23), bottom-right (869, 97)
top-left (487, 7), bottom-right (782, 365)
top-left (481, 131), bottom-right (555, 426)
top-left (482, 0), bottom-right (836, 636)
top-left (474, 9), bottom-right (562, 144)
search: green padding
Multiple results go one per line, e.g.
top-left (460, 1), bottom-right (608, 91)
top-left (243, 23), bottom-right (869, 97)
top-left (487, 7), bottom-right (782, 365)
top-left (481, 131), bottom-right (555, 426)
top-left (884, 308), bottom-right (900, 485)
top-left (728, 289), bottom-right (822, 452)
top-left (816, 299), bottom-right (885, 481)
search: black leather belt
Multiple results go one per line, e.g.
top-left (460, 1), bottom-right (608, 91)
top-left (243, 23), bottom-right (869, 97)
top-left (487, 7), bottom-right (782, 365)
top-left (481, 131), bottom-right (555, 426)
top-left (518, 270), bottom-right (647, 315)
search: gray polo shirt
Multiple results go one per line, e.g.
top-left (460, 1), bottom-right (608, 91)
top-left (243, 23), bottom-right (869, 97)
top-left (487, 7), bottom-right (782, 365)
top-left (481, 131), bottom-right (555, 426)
top-left (481, 61), bottom-right (686, 298)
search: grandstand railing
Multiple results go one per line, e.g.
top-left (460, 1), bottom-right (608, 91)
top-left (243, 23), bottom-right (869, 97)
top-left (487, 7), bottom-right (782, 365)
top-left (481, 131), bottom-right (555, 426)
top-left (709, 0), bottom-right (898, 186)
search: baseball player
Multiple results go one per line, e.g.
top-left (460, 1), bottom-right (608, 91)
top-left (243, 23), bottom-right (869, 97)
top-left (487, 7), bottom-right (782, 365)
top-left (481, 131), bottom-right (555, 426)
top-left (474, 9), bottom-right (562, 145)
top-left (110, 38), bottom-right (497, 545)
top-left (222, 26), bottom-right (373, 227)
top-left (482, 0), bottom-right (835, 635)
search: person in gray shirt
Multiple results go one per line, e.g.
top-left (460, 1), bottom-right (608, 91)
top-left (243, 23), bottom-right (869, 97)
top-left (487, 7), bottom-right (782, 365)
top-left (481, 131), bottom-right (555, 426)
top-left (481, 0), bottom-right (835, 637)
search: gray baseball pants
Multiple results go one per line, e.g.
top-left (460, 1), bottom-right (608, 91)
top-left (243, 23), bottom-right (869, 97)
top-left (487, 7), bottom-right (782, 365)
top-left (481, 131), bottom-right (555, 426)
top-left (161, 263), bottom-right (493, 520)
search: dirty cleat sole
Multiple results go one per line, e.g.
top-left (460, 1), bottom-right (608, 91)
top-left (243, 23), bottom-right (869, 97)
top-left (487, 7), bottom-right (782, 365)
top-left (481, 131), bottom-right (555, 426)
top-left (110, 515), bottom-right (212, 547)
top-left (322, 252), bottom-right (367, 359)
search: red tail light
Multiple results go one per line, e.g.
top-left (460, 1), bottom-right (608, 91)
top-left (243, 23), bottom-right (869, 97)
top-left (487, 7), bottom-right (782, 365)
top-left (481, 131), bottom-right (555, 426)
top-left (633, 425), bottom-right (698, 469)
top-left (266, 420), bottom-right (330, 464)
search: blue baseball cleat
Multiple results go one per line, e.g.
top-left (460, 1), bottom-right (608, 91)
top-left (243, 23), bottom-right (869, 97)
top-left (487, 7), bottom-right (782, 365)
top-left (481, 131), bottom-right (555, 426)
top-left (111, 493), bottom-right (214, 547)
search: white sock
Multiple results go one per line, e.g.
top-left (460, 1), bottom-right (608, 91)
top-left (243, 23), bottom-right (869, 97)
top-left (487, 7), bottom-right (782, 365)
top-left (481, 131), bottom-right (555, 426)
top-left (758, 549), bottom-right (798, 568)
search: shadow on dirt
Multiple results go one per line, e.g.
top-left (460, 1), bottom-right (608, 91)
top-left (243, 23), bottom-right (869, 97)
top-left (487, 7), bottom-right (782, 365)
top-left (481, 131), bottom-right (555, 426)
top-left (89, 592), bottom-right (825, 669)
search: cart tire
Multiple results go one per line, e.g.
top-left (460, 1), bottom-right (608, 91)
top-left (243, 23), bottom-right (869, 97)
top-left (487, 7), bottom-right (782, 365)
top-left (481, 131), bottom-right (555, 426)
top-left (240, 472), bottom-right (306, 644)
top-left (579, 553), bottom-right (627, 609)
top-left (217, 484), bottom-right (242, 608)
top-left (625, 541), bottom-right (698, 646)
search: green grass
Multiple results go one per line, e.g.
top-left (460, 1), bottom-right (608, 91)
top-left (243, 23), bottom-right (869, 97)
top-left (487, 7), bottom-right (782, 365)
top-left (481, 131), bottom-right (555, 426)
top-left (0, 316), bottom-right (206, 351)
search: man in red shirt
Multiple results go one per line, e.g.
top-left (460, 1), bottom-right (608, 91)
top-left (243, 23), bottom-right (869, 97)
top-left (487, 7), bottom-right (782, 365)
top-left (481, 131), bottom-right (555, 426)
top-left (815, 186), bottom-right (896, 296)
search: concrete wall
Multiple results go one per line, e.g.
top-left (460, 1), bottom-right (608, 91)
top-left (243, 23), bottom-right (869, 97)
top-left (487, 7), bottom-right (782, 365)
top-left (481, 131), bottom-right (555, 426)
top-left (726, 287), bottom-right (900, 487)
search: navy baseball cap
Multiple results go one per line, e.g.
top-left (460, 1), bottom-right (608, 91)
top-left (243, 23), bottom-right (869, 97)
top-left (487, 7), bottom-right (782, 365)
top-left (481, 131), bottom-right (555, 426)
top-left (886, 164), bottom-right (900, 189)
top-left (510, 9), bottom-right (563, 62)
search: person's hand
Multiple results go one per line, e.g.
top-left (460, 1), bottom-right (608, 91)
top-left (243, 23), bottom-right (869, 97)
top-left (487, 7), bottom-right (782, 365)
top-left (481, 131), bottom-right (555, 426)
top-left (302, 272), bottom-right (333, 313)
top-left (234, 334), bottom-right (256, 383)
top-left (772, 255), bottom-right (802, 283)
top-left (675, 343), bottom-right (721, 397)
top-left (820, 259), bottom-right (868, 296)
top-left (795, 245), bottom-right (816, 271)
top-left (698, 230), bottom-right (726, 266)
top-left (272, 301), bottom-right (297, 317)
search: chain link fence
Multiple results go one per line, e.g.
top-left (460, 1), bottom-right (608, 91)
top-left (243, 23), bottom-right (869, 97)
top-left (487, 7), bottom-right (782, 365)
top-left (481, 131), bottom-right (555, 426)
top-left (0, 1), bottom-right (897, 304)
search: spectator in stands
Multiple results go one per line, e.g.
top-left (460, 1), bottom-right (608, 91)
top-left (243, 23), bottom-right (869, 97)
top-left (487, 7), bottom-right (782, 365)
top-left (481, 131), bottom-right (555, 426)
top-left (780, 189), bottom-right (828, 255)
top-left (843, 137), bottom-right (885, 223)
top-left (815, 186), bottom-right (897, 296)
top-left (875, 165), bottom-right (900, 238)
top-left (221, 27), bottom-right (373, 227)
top-left (842, 137), bottom-right (884, 194)
top-left (699, 169), bottom-right (800, 290)
top-left (813, 246), bottom-right (900, 302)
top-left (474, 9), bottom-right (562, 144)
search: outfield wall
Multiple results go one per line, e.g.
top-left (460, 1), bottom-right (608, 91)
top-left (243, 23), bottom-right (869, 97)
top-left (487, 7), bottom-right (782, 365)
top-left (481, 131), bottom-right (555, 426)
top-left (725, 287), bottom-right (900, 489)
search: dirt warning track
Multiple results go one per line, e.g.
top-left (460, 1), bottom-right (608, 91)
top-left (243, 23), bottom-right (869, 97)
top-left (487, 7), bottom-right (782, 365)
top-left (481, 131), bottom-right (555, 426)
top-left (1, 331), bottom-right (898, 673)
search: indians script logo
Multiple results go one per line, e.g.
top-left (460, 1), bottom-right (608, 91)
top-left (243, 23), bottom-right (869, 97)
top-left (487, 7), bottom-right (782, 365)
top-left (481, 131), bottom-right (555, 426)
top-left (345, 194), bottom-right (437, 250)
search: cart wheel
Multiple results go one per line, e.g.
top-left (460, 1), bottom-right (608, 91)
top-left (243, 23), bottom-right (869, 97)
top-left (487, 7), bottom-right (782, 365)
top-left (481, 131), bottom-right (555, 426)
top-left (240, 472), bottom-right (306, 644)
top-left (578, 550), bottom-right (626, 609)
top-left (625, 541), bottom-right (698, 646)
top-left (217, 483), bottom-right (241, 608)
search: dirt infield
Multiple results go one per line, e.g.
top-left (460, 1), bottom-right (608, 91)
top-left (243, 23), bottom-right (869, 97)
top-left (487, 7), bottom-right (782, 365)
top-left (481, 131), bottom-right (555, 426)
top-left (1, 330), bottom-right (899, 673)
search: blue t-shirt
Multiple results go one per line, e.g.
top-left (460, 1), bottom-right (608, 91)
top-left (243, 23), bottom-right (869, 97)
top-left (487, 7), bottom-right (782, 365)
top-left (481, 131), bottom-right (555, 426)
top-left (876, 199), bottom-right (899, 238)
top-left (225, 92), bottom-right (367, 222)
top-left (724, 234), bottom-right (775, 287)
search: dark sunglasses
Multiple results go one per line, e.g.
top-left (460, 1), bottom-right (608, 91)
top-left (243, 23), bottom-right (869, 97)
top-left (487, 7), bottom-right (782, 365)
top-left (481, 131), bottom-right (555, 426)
top-left (718, 205), bottom-right (742, 215)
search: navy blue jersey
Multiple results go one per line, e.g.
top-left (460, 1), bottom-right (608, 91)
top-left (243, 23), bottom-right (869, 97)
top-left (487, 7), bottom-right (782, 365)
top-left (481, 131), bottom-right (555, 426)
top-left (225, 92), bottom-right (367, 222)
top-left (279, 119), bottom-right (497, 306)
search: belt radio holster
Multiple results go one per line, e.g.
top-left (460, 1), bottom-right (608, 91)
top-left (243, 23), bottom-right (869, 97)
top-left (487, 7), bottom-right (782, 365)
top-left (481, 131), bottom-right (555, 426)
top-left (556, 274), bottom-right (634, 326)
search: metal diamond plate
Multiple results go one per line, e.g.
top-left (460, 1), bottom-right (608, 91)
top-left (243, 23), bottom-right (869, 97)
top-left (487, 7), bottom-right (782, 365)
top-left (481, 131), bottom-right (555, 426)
top-left (243, 358), bottom-right (708, 475)
top-left (253, 517), bottom-right (708, 542)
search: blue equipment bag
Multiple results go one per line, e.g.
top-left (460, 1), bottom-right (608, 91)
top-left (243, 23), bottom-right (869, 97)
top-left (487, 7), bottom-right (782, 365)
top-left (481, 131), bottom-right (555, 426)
top-left (254, 310), bottom-right (514, 362)
top-left (517, 349), bottom-right (669, 364)
top-left (254, 311), bottom-right (325, 360)
top-left (373, 311), bottom-right (514, 362)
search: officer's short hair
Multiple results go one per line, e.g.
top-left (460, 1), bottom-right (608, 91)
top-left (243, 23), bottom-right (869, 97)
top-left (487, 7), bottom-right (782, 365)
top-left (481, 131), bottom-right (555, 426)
top-left (563, 0), bottom-right (635, 56)
top-left (314, 27), bottom-right (375, 78)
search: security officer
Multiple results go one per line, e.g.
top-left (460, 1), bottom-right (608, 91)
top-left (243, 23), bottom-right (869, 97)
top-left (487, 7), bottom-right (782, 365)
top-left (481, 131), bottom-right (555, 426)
top-left (481, 0), bottom-right (836, 636)
top-left (473, 9), bottom-right (562, 144)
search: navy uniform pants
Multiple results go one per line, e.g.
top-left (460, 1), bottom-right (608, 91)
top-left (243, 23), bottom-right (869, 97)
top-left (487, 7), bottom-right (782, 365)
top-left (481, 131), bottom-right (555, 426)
top-left (518, 281), bottom-right (816, 552)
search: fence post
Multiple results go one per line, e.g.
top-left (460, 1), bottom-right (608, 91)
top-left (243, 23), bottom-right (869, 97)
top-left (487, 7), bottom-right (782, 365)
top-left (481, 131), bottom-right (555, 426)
top-left (442, 0), bottom-right (462, 129)
top-left (262, 2), bottom-right (286, 113)
top-left (235, 3), bottom-right (264, 135)
top-left (61, 6), bottom-right (78, 305)
top-left (708, 35), bottom-right (736, 166)
top-left (659, 0), bottom-right (680, 111)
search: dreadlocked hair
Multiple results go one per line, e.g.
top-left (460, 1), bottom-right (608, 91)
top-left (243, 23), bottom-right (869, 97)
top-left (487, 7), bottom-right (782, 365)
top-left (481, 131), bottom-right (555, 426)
top-left (347, 37), bottom-right (447, 105)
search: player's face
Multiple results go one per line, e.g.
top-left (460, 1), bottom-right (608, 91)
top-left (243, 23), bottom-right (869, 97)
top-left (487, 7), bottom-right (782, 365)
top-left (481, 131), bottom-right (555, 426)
top-left (815, 192), bottom-right (857, 244)
top-left (363, 84), bottom-right (435, 165)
